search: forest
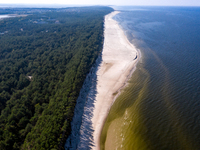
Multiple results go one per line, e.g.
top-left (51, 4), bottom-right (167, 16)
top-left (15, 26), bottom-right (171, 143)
top-left (0, 6), bottom-right (113, 149)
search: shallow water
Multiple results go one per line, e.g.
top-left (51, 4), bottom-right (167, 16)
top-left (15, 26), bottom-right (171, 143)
top-left (101, 6), bottom-right (200, 150)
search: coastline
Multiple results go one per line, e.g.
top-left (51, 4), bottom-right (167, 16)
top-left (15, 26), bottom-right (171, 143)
top-left (0, 14), bottom-right (27, 20)
top-left (92, 11), bottom-right (140, 150)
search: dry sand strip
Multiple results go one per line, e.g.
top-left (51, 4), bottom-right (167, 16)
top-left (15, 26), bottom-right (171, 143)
top-left (91, 11), bottom-right (140, 150)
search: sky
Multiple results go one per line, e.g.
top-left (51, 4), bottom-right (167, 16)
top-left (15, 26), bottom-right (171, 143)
top-left (0, 0), bottom-right (200, 6)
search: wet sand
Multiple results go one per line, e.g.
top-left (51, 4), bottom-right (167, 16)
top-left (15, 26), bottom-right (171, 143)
top-left (92, 11), bottom-right (140, 150)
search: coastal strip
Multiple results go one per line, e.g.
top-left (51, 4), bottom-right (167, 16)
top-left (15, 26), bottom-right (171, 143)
top-left (92, 11), bottom-right (140, 150)
top-left (0, 14), bottom-right (27, 20)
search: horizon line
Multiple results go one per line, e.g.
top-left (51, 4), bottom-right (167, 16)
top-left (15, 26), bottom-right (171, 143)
top-left (0, 3), bottom-right (200, 7)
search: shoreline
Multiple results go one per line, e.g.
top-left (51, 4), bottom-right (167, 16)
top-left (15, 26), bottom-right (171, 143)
top-left (0, 14), bottom-right (27, 20)
top-left (91, 11), bottom-right (140, 150)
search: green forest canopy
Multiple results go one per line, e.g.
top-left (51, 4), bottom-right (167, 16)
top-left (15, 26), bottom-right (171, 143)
top-left (0, 6), bottom-right (113, 149)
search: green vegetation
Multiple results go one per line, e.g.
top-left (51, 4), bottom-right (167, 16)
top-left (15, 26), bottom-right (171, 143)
top-left (0, 6), bottom-right (113, 149)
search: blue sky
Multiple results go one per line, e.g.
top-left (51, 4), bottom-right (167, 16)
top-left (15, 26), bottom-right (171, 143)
top-left (0, 0), bottom-right (200, 6)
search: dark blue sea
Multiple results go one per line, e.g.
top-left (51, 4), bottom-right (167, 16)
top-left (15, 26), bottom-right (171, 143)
top-left (66, 6), bottom-right (200, 150)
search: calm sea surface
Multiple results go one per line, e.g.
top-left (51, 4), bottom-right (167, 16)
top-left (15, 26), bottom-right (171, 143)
top-left (101, 6), bottom-right (200, 150)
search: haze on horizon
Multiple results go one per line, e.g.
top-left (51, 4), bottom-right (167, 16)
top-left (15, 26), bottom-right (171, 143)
top-left (0, 0), bottom-right (200, 6)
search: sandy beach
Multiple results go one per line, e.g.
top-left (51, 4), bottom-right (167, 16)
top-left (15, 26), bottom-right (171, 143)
top-left (92, 11), bottom-right (140, 150)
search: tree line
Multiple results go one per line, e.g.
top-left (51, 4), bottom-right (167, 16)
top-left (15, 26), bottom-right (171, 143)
top-left (0, 6), bottom-right (113, 149)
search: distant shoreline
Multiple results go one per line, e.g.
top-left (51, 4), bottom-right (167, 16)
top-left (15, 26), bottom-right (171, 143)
top-left (0, 4), bottom-right (90, 8)
top-left (0, 14), bottom-right (14, 19)
top-left (0, 14), bottom-right (27, 20)
top-left (91, 11), bottom-right (140, 150)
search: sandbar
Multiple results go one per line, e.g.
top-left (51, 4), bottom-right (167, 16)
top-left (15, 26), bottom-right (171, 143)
top-left (92, 11), bottom-right (140, 150)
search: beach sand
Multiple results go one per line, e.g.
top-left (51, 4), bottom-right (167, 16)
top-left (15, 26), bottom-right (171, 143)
top-left (91, 11), bottom-right (139, 150)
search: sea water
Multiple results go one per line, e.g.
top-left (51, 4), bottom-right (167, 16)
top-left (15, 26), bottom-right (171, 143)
top-left (101, 6), bottom-right (200, 150)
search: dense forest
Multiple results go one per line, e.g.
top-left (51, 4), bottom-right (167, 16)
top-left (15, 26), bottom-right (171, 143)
top-left (0, 6), bottom-right (113, 149)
